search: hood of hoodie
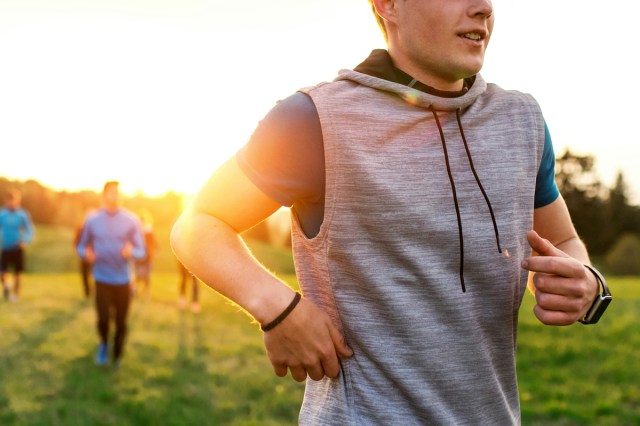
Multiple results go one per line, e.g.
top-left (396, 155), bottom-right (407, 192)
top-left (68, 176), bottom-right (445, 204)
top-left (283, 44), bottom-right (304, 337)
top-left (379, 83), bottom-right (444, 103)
top-left (325, 50), bottom-right (500, 292)
top-left (335, 49), bottom-right (487, 112)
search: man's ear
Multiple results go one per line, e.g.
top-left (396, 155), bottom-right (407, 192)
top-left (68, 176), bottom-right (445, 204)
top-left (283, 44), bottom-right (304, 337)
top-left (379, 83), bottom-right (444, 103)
top-left (371, 0), bottom-right (398, 26)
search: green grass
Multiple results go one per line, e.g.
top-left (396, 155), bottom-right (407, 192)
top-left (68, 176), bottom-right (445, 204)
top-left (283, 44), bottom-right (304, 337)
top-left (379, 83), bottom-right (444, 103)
top-left (26, 225), bottom-right (296, 276)
top-left (0, 273), bottom-right (304, 426)
top-left (26, 226), bottom-right (78, 273)
top-left (3, 225), bottom-right (639, 425)
top-left (517, 277), bottom-right (640, 425)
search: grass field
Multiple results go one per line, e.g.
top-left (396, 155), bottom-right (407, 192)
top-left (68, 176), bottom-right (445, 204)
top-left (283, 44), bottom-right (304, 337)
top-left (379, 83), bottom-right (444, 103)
top-left (517, 277), bottom-right (640, 425)
top-left (0, 271), bottom-right (305, 426)
top-left (1, 226), bottom-right (639, 425)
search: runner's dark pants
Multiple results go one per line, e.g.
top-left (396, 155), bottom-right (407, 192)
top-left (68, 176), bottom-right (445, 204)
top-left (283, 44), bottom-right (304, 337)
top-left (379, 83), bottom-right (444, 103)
top-left (80, 260), bottom-right (91, 298)
top-left (179, 266), bottom-right (199, 302)
top-left (95, 282), bottom-right (131, 360)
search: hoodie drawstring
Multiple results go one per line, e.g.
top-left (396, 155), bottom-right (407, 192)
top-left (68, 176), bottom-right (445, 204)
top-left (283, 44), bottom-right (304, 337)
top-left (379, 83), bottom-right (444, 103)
top-left (455, 109), bottom-right (503, 255)
top-left (430, 107), bottom-right (502, 293)
top-left (430, 108), bottom-right (466, 292)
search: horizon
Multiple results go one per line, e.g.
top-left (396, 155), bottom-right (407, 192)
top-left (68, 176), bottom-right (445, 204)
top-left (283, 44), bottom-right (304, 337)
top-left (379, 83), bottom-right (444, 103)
top-left (0, 174), bottom-right (190, 199)
top-left (2, 0), bottom-right (639, 202)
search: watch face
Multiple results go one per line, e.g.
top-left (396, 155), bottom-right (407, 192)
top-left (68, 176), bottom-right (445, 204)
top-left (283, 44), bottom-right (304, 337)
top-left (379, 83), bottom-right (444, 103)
top-left (580, 294), bottom-right (612, 324)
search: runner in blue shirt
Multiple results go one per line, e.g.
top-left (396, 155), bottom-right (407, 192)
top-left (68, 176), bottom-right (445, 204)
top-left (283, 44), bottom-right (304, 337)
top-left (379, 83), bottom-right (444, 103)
top-left (0, 189), bottom-right (34, 303)
top-left (77, 181), bottom-right (146, 366)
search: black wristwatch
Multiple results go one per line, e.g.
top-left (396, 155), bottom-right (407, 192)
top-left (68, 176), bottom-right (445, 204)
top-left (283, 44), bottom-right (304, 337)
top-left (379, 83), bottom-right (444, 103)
top-left (579, 265), bottom-right (612, 325)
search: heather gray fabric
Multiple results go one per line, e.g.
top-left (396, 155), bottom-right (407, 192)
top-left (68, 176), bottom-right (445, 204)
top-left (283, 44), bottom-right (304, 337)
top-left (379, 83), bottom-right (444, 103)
top-left (293, 70), bottom-right (545, 425)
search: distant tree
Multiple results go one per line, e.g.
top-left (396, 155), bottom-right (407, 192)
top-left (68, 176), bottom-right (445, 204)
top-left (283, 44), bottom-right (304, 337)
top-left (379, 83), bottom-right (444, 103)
top-left (53, 190), bottom-right (101, 227)
top-left (605, 233), bottom-right (640, 275)
top-left (125, 190), bottom-right (183, 229)
top-left (606, 172), bottom-right (639, 239)
top-left (0, 179), bottom-right (57, 225)
top-left (555, 149), bottom-right (605, 200)
top-left (555, 150), bottom-right (610, 255)
top-left (0, 177), bottom-right (185, 230)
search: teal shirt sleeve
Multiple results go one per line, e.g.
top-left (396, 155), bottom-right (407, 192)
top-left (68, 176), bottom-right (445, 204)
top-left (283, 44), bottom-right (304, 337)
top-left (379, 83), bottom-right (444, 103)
top-left (534, 121), bottom-right (560, 208)
top-left (22, 210), bottom-right (34, 244)
top-left (0, 208), bottom-right (34, 249)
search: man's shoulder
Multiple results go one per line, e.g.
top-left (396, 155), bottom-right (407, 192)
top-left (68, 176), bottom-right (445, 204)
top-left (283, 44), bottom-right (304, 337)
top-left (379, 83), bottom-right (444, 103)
top-left (117, 209), bottom-right (142, 225)
top-left (255, 92), bottom-right (320, 133)
top-left (482, 82), bottom-right (543, 117)
top-left (274, 92), bottom-right (318, 118)
top-left (85, 209), bottom-right (110, 227)
top-left (484, 82), bottom-right (539, 103)
top-left (299, 76), bottom-right (357, 97)
top-left (87, 209), bottom-right (105, 220)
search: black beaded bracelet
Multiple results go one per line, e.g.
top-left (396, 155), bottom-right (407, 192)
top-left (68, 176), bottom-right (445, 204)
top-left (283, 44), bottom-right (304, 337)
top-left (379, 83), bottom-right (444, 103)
top-left (261, 292), bottom-right (302, 332)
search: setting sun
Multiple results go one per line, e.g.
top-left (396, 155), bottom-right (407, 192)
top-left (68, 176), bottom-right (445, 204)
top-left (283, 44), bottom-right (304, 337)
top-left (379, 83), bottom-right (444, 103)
top-left (1, 0), bottom-right (639, 201)
top-left (0, 0), bottom-right (378, 197)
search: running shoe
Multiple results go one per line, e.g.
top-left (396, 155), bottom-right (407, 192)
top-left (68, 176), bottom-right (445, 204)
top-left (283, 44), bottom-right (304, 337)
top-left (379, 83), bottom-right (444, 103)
top-left (178, 296), bottom-right (187, 310)
top-left (95, 343), bottom-right (109, 366)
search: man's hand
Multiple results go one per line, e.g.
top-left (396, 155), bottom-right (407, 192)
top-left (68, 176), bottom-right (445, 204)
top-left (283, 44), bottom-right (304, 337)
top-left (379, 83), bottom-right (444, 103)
top-left (263, 297), bottom-right (353, 382)
top-left (121, 242), bottom-right (133, 259)
top-left (521, 230), bottom-right (598, 326)
top-left (85, 246), bottom-right (96, 263)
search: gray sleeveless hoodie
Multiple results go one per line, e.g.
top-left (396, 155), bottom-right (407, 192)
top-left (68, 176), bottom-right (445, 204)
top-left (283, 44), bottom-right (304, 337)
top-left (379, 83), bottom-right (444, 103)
top-left (294, 69), bottom-right (545, 425)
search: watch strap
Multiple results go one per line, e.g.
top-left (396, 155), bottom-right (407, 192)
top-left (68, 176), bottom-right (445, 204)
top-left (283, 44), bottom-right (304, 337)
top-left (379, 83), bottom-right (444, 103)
top-left (579, 264), bottom-right (612, 325)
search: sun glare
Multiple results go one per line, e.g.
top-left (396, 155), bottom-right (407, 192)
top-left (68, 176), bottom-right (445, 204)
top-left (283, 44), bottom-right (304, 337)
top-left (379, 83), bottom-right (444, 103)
top-left (1, 0), bottom-right (638, 203)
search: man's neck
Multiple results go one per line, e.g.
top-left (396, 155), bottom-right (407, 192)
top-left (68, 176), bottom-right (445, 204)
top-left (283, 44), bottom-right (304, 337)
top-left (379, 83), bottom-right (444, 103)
top-left (388, 50), bottom-right (464, 92)
top-left (353, 50), bottom-right (473, 98)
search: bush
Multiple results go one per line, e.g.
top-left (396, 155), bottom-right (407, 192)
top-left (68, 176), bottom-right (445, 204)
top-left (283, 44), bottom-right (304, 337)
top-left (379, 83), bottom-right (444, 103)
top-left (605, 233), bottom-right (640, 275)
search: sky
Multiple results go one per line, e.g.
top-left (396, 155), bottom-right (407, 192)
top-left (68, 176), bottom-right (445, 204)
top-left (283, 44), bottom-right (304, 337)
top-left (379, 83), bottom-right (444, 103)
top-left (1, 0), bottom-right (638, 203)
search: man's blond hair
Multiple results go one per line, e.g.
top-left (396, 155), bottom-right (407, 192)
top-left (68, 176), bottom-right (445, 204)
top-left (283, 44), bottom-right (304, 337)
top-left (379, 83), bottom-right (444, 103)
top-left (368, 0), bottom-right (388, 42)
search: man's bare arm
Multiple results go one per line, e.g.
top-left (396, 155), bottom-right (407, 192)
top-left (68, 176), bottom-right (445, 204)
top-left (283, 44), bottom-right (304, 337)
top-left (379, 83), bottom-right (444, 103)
top-left (522, 196), bottom-right (599, 325)
top-left (170, 157), bottom-right (352, 381)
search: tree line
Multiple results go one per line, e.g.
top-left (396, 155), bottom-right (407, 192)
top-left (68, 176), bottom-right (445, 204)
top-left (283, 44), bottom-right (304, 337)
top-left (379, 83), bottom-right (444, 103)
top-left (555, 150), bottom-right (639, 274)
top-left (2, 151), bottom-right (639, 274)
top-left (0, 177), bottom-right (184, 232)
